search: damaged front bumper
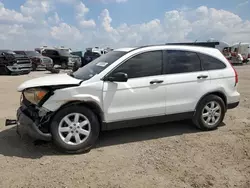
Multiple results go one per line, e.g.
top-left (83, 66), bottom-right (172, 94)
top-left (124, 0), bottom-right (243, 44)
top-left (17, 107), bottom-right (52, 141)
top-left (5, 105), bottom-right (52, 141)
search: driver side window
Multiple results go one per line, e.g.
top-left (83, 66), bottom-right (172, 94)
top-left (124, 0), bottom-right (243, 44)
top-left (112, 50), bottom-right (163, 79)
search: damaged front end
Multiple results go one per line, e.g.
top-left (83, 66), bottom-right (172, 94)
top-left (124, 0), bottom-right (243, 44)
top-left (5, 72), bottom-right (83, 141)
top-left (6, 87), bottom-right (54, 141)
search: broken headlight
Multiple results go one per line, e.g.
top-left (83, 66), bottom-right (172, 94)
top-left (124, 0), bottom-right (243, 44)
top-left (23, 88), bottom-right (49, 105)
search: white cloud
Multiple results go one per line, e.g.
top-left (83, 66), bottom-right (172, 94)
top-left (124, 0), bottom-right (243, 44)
top-left (0, 2), bottom-right (34, 24)
top-left (75, 1), bottom-right (96, 28)
top-left (80, 19), bottom-right (96, 28)
top-left (56, 0), bottom-right (77, 3)
top-left (237, 0), bottom-right (249, 7)
top-left (48, 12), bottom-right (61, 25)
top-left (20, 0), bottom-right (52, 18)
top-left (100, 9), bottom-right (115, 32)
top-left (0, 1), bottom-right (249, 51)
top-left (100, 0), bottom-right (128, 3)
top-left (51, 23), bottom-right (83, 40)
top-left (76, 2), bottom-right (89, 18)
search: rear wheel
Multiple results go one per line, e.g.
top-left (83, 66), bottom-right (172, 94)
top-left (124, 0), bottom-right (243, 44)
top-left (193, 95), bottom-right (226, 131)
top-left (50, 105), bottom-right (100, 153)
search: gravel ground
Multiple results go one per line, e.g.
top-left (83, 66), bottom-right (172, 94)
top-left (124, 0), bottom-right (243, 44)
top-left (0, 67), bottom-right (249, 188)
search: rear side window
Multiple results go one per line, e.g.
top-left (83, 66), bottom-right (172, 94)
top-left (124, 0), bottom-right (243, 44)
top-left (112, 51), bottom-right (163, 79)
top-left (198, 53), bottom-right (226, 70)
top-left (165, 50), bottom-right (201, 74)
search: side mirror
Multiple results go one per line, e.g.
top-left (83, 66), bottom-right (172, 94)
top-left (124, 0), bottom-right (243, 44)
top-left (105, 72), bottom-right (128, 82)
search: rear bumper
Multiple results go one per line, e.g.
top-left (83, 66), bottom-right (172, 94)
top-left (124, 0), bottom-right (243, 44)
top-left (227, 101), bottom-right (240, 109)
top-left (16, 107), bottom-right (52, 141)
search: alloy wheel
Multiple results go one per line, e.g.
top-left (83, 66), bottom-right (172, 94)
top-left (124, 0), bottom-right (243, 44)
top-left (201, 101), bottom-right (222, 127)
top-left (58, 113), bottom-right (91, 145)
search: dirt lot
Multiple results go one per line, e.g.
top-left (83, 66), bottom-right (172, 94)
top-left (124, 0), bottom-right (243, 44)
top-left (0, 67), bottom-right (249, 188)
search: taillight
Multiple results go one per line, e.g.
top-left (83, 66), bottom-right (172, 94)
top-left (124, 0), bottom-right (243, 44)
top-left (248, 54), bottom-right (250, 58)
top-left (233, 66), bottom-right (238, 85)
top-left (227, 59), bottom-right (238, 86)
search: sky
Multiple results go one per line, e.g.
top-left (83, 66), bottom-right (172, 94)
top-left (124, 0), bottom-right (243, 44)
top-left (0, 0), bottom-right (250, 51)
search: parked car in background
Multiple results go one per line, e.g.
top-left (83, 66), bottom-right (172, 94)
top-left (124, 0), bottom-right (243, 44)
top-left (71, 51), bottom-right (85, 66)
top-left (41, 48), bottom-right (81, 69)
top-left (71, 50), bottom-right (101, 66)
top-left (11, 44), bottom-right (240, 153)
top-left (0, 50), bottom-right (32, 75)
top-left (71, 49), bottom-right (102, 72)
top-left (230, 43), bottom-right (250, 64)
top-left (14, 50), bottom-right (54, 71)
top-left (83, 49), bottom-right (101, 65)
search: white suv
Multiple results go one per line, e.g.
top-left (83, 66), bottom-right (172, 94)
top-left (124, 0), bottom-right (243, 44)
top-left (13, 45), bottom-right (240, 153)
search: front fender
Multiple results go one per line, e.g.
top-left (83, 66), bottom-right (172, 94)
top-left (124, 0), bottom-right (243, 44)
top-left (42, 93), bottom-right (102, 112)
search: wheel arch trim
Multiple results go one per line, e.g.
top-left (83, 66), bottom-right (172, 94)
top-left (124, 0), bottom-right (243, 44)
top-left (194, 91), bottom-right (227, 114)
top-left (49, 100), bottom-right (104, 129)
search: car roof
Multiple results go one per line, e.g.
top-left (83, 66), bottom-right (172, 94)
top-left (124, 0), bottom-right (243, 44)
top-left (232, 42), bottom-right (250, 46)
top-left (114, 45), bottom-right (220, 54)
top-left (113, 44), bottom-right (227, 64)
top-left (114, 47), bottom-right (136, 52)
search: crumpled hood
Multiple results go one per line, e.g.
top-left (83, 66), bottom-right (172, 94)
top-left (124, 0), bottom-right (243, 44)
top-left (17, 73), bottom-right (82, 91)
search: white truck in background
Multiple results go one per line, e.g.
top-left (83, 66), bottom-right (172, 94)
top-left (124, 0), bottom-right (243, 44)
top-left (230, 43), bottom-right (250, 65)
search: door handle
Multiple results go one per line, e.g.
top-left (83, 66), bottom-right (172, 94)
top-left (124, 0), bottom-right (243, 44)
top-left (197, 75), bottom-right (208, 79)
top-left (150, 80), bottom-right (164, 84)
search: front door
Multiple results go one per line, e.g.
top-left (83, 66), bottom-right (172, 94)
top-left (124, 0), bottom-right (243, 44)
top-left (103, 50), bottom-right (167, 123)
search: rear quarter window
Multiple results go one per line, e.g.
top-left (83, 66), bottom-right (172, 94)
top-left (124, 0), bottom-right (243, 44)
top-left (198, 53), bottom-right (226, 70)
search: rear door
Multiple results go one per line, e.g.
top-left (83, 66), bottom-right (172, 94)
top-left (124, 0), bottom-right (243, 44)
top-left (164, 50), bottom-right (211, 114)
top-left (197, 52), bottom-right (236, 101)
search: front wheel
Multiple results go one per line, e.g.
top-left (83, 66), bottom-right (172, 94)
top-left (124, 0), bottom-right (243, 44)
top-left (32, 64), bottom-right (37, 71)
top-left (50, 105), bottom-right (100, 153)
top-left (193, 95), bottom-right (226, 131)
top-left (61, 62), bottom-right (68, 69)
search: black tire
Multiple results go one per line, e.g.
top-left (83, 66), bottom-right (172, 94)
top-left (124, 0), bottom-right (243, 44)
top-left (32, 64), bottom-right (37, 71)
top-left (5, 67), bottom-right (11, 75)
top-left (50, 105), bottom-right (100, 153)
top-left (49, 68), bottom-right (60, 74)
top-left (0, 66), bottom-right (11, 75)
top-left (192, 94), bottom-right (226, 131)
top-left (61, 62), bottom-right (68, 69)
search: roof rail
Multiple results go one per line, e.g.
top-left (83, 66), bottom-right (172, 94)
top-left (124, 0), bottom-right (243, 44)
top-left (130, 42), bottom-right (220, 51)
top-left (165, 42), bottom-right (220, 48)
top-left (125, 41), bottom-right (220, 54)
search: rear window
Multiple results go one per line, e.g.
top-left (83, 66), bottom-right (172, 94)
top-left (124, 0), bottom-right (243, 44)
top-left (198, 53), bottom-right (226, 70)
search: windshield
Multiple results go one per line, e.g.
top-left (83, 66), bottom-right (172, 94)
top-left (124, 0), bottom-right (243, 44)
top-left (58, 49), bottom-right (71, 56)
top-left (72, 51), bottom-right (127, 80)
top-left (25, 51), bottom-right (42, 57)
